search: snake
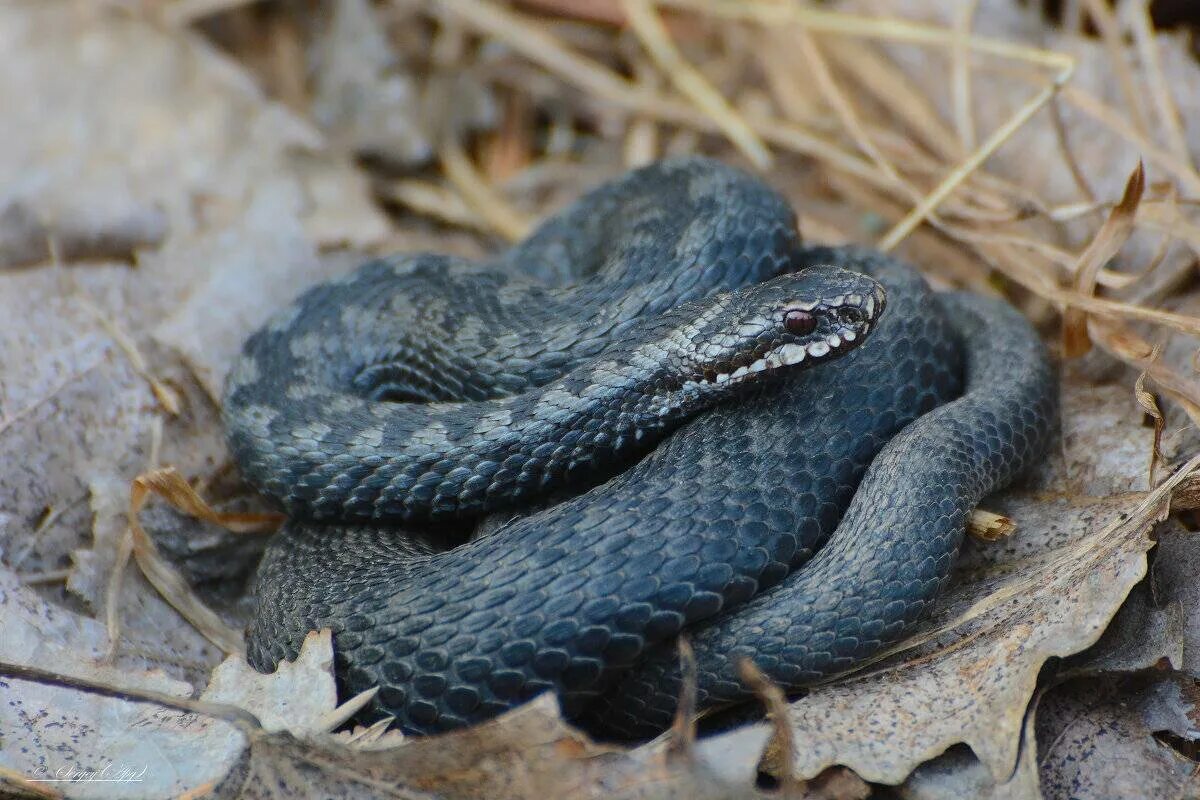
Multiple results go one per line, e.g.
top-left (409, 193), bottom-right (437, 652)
top-left (225, 157), bottom-right (1056, 737)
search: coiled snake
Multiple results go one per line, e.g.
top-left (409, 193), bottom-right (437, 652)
top-left (225, 158), bottom-right (1056, 737)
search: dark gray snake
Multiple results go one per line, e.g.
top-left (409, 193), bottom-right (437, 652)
top-left (225, 158), bottom-right (1056, 737)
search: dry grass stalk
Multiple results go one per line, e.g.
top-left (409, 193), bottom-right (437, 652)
top-left (1061, 161), bottom-right (1145, 358)
top-left (950, 1), bottom-right (979, 151)
top-left (877, 68), bottom-right (1072, 251)
top-left (665, 637), bottom-right (698, 759)
top-left (738, 658), bottom-right (800, 795)
top-left (1125, 0), bottom-right (1193, 170)
top-left (118, 467), bottom-right (282, 656)
top-left (968, 509), bottom-right (1017, 543)
top-left (1134, 354), bottom-right (1167, 486)
top-left (821, 452), bottom-right (1200, 686)
top-left (1080, 0), bottom-right (1150, 135)
top-left (384, 179), bottom-right (492, 232)
top-left (427, 0), bottom-right (1200, 412)
top-left (440, 138), bottom-right (534, 242)
top-left (793, 25), bottom-right (902, 186)
top-left (623, 0), bottom-right (770, 168)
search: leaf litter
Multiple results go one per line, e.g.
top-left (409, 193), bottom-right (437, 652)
top-left (4, 0), bottom-right (1200, 798)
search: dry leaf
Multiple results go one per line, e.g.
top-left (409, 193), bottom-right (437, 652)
top-left (1149, 522), bottom-right (1200, 680)
top-left (201, 630), bottom-right (339, 737)
top-left (1036, 678), bottom-right (1197, 800)
top-left (897, 721), bottom-right (1040, 800)
top-left (0, 0), bottom-right (388, 582)
top-left (0, 565), bottom-right (245, 799)
top-left (1062, 161), bottom-right (1145, 357)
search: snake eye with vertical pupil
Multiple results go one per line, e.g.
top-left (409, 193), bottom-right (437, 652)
top-left (784, 309), bottom-right (817, 336)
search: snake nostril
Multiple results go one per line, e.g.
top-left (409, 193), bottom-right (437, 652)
top-left (837, 307), bottom-right (863, 325)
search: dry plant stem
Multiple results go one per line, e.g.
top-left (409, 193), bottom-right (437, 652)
top-left (738, 659), bottom-right (799, 795)
top-left (0, 657), bottom-right (263, 730)
top-left (482, 92), bottom-right (534, 182)
top-left (1091, 318), bottom-right (1200, 423)
top-left (122, 467), bottom-right (282, 655)
top-left (623, 56), bottom-right (663, 166)
top-left (989, 61), bottom-right (1200, 195)
top-left (820, 36), bottom-right (962, 162)
top-left (76, 291), bottom-right (181, 415)
top-left (343, 716), bottom-right (397, 745)
top-left (435, 0), bottom-right (893, 191)
top-left (1049, 198), bottom-right (1200, 272)
top-left (1050, 96), bottom-right (1096, 202)
top-left (1171, 473), bottom-right (1200, 512)
top-left (660, 0), bottom-right (1074, 70)
top-left (55, 242), bottom-right (179, 413)
top-left (1080, 0), bottom-right (1149, 136)
top-left (103, 525), bottom-right (136, 663)
top-left (951, 0), bottom-right (979, 152)
top-left (936, 222), bottom-right (1077, 273)
top-left (1008, 267), bottom-right (1200, 338)
top-left (622, 0), bottom-right (770, 168)
top-left (1126, 0), bottom-right (1193, 170)
top-left (104, 416), bottom-right (164, 662)
top-left (624, 116), bottom-right (659, 167)
top-left (384, 179), bottom-right (492, 233)
top-left (794, 26), bottom-right (901, 185)
top-left (0, 765), bottom-right (62, 799)
top-left (878, 65), bottom-right (1072, 251)
top-left (18, 568), bottom-right (73, 585)
top-left (160, 0), bottom-right (257, 26)
top-left (435, 0), bottom-right (643, 107)
top-left (666, 637), bottom-right (698, 759)
top-left (1139, 201), bottom-right (1200, 263)
top-left (758, 31), bottom-right (820, 125)
top-left (1061, 83), bottom-right (1200, 195)
top-left (968, 509), bottom-right (1016, 543)
top-left (647, 0), bottom-right (1106, 251)
top-left (10, 504), bottom-right (71, 569)
top-left (512, 0), bottom-right (632, 27)
top-left (317, 686), bottom-right (381, 734)
top-left (1061, 161), bottom-right (1145, 358)
top-left (867, 129), bottom-right (1050, 218)
top-left (264, 11), bottom-right (307, 112)
top-left (819, 171), bottom-right (993, 290)
top-left (1134, 360), bottom-right (1166, 486)
top-left (439, 139), bottom-right (533, 242)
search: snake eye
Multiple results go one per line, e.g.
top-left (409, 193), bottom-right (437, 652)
top-left (784, 309), bottom-right (817, 336)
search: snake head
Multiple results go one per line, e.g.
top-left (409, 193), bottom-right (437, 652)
top-left (674, 266), bottom-right (886, 393)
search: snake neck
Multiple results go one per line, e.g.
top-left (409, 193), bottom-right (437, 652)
top-left (226, 267), bottom-right (881, 525)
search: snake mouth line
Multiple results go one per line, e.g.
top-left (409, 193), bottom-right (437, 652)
top-left (702, 288), bottom-right (884, 388)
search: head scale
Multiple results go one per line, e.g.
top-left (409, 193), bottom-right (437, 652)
top-left (666, 266), bottom-right (886, 394)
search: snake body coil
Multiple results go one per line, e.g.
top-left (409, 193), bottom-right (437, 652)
top-left (226, 158), bottom-right (1056, 736)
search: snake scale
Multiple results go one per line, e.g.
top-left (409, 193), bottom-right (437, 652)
top-left (225, 157), bottom-right (1056, 737)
